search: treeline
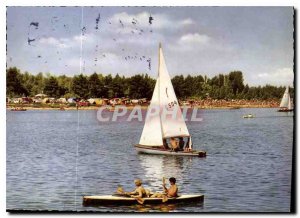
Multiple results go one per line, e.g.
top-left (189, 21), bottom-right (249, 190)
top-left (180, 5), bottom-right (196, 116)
top-left (6, 67), bottom-right (292, 100)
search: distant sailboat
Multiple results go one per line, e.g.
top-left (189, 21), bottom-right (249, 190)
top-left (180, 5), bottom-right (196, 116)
top-left (134, 44), bottom-right (206, 157)
top-left (278, 86), bottom-right (293, 112)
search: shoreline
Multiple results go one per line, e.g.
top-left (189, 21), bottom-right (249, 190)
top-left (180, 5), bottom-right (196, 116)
top-left (6, 105), bottom-right (279, 111)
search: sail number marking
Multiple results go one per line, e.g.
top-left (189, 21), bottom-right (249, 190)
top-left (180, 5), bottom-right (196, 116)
top-left (167, 101), bottom-right (178, 109)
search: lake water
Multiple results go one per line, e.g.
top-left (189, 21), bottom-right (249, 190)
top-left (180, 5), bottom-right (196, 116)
top-left (6, 108), bottom-right (293, 212)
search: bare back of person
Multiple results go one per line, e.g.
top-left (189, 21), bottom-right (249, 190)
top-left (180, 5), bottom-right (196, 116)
top-left (166, 184), bottom-right (178, 198)
top-left (128, 186), bottom-right (146, 198)
top-left (151, 177), bottom-right (178, 199)
top-left (170, 138), bottom-right (179, 151)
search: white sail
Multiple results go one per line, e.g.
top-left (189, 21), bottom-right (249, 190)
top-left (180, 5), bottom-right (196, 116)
top-left (139, 77), bottom-right (163, 146)
top-left (158, 46), bottom-right (190, 138)
top-left (279, 86), bottom-right (289, 108)
top-left (288, 96), bottom-right (292, 110)
top-left (139, 44), bottom-right (191, 147)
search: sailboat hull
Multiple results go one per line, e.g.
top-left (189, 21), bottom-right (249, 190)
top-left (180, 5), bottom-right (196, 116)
top-left (134, 144), bottom-right (206, 157)
top-left (278, 108), bottom-right (293, 112)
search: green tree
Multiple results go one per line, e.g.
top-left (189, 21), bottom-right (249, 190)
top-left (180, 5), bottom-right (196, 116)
top-left (6, 67), bottom-right (28, 96)
top-left (31, 72), bottom-right (45, 95)
top-left (57, 75), bottom-right (72, 97)
top-left (112, 74), bottom-right (125, 98)
top-left (228, 71), bottom-right (244, 96)
top-left (88, 73), bottom-right (104, 98)
top-left (72, 74), bottom-right (89, 98)
top-left (103, 74), bottom-right (113, 98)
top-left (128, 74), bottom-right (154, 99)
top-left (172, 75), bottom-right (185, 99)
top-left (44, 76), bottom-right (60, 98)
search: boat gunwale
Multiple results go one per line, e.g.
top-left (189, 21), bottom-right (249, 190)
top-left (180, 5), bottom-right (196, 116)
top-left (82, 194), bottom-right (204, 206)
top-left (134, 144), bottom-right (206, 157)
top-left (134, 144), bottom-right (198, 153)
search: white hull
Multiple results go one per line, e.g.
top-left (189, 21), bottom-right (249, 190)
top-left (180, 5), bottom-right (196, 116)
top-left (135, 145), bottom-right (206, 157)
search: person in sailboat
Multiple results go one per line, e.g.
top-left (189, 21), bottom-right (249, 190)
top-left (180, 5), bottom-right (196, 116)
top-left (170, 137), bottom-right (179, 151)
top-left (179, 137), bottom-right (185, 150)
top-left (184, 137), bottom-right (192, 151)
top-left (151, 177), bottom-right (178, 199)
top-left (163, 138), bottom-right (169, 149)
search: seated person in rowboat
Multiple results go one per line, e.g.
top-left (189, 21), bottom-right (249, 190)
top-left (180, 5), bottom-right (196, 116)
top-left (170, 137), bottom-right (179, 151)
top-left (151, 177), bottom-right (178, 198)
top-left (125, 179), bottom-right (147, 198)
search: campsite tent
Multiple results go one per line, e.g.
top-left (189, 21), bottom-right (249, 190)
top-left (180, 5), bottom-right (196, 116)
top-left (35, 93), bottom-right (47, 98)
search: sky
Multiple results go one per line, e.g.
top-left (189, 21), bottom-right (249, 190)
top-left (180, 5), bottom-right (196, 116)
top-left (6, 6), bottom-right (294, 86)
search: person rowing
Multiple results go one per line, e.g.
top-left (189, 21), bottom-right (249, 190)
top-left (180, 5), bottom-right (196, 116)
top-left (124, 179), bottom-right (147, 198)
top-left (151, 177), bottom-right (178, 201)
top-left (115, 179), bottom-right (147, 204)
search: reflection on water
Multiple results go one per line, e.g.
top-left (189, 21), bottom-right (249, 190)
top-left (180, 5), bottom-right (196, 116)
top-left (139, 154), bottom-right (192, 191)
top-left (92, 201), bottom-right (204, 212)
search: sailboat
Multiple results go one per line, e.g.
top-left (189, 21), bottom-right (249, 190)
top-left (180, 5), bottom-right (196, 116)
top-left (278, 86), bottom-right (293, 112)
top-left (134, 44), bottom-right (206, 157)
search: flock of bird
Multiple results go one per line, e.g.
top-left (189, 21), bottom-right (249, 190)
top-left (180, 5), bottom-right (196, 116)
top-left (26, 10), bottom-right (155, 72)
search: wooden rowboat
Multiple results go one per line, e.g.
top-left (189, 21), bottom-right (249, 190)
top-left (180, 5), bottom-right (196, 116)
top-left (83, 194), bottom-right (204, 206)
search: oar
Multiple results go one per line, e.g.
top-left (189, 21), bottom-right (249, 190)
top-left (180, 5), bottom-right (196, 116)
top-left (162, 177), bottom-right (168, 203)
top-left (119, 186), bottom-right (145, 204)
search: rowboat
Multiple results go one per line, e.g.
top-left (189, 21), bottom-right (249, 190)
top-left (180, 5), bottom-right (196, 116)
top-left (278, 86), bottom-right (293, 112)
top-left (83, 194), bottom-right (204, 206)
top-left (134, 44), bottom-right (206, 157)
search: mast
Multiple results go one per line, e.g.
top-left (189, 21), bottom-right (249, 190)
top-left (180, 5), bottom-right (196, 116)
top-left (158, 42), bottom-right (162, 75)
top-left (158, 42), bottom-right (164, 142)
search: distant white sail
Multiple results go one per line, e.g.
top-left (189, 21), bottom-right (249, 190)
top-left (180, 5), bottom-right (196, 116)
top-left (288, 96), bottom-right (292, 110)
top-left (158, 46), bottom-right (190, 138)
top-left (139, 77), bottom-right (163, 146)
top-left (280, 86), bottom-right (289, 108)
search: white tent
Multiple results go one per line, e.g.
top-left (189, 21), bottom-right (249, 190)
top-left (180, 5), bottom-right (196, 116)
top-left (35, 93), bottom-right (47, 98)
top-left (87, 98), bottom-right (95, 104)
top-left (57, 98), bottom-right (67, 103)
top-left (68, 98), bottom-right (76, 103)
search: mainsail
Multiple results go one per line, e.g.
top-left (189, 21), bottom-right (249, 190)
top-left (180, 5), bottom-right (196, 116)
top-left (139, 44), bottom-right (191, 147)
top-left (288, 96), bottom-right (292, 110)
top-left (158, 45), bottom-right (190, 138)
top-left (279, 86), bottom-right (290, 108)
